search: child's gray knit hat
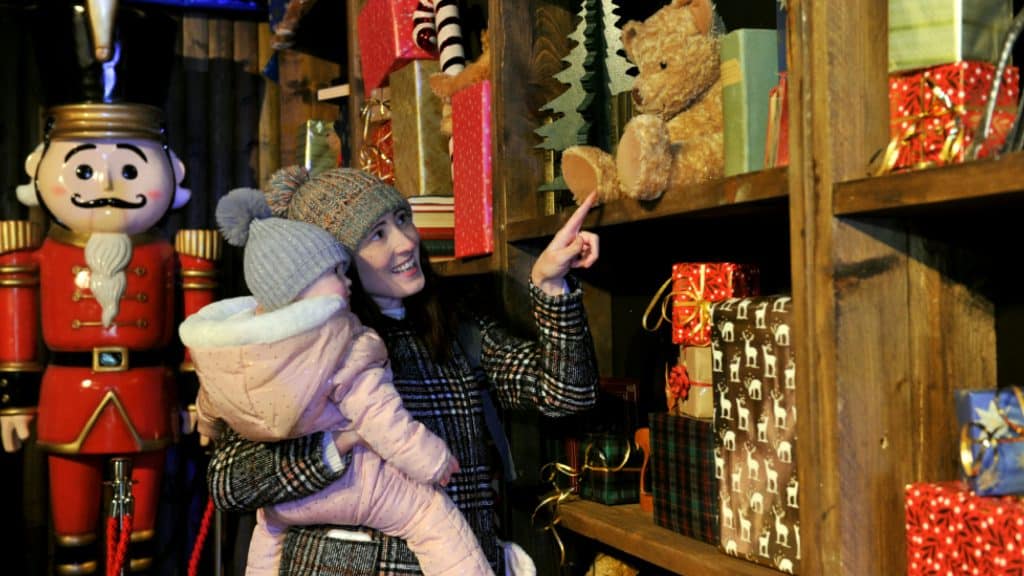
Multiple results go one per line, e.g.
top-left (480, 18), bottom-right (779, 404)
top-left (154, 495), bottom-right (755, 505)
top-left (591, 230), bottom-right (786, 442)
top-left (264, 166), bottom-right (410, 252)
top-left (216, 187), bottom-right (348, 312)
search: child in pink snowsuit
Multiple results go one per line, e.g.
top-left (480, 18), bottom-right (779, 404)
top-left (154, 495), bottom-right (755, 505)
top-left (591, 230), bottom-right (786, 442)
top-left (179, 188), bottom-right (494, 576)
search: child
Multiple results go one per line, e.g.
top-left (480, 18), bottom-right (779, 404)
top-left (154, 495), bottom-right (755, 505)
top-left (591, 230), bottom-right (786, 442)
top-left (179, 188), bottom-right (494, 576)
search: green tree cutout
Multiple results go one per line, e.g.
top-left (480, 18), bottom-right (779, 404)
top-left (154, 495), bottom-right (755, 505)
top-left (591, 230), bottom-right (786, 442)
top-left (534, 0), bottom-right (598, 153)
top-left (535, 0), bottom-right (636, 192)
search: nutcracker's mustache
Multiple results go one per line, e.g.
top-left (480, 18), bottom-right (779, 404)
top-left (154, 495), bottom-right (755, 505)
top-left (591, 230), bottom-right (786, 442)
top-left (70, 194), bottom-right (148, 209)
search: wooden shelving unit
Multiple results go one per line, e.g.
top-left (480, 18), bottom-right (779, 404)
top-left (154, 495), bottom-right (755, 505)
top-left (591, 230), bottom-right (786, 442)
top-left (432, 255), bottom-right (494, 277)
top-left (507, 168), bottom-right (788, 242)
top-left (558, 500), bottom-right (781, 576)
top-left (834, 151), bottom-right (1024, 216)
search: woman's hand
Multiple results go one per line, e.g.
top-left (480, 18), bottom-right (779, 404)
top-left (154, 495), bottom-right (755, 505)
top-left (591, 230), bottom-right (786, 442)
top-left (530, 191), bottom-right (600, 296)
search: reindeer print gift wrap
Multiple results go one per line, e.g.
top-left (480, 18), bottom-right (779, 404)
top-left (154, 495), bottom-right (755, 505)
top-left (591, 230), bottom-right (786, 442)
top-left (711, 295), bottom-right (799, 574)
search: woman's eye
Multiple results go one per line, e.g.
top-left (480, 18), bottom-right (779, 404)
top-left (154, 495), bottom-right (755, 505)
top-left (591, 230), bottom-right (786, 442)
top-left (75, 164), bottom-right (94, 180)
top-left (396, 211), bottom-right (410, 225)
top-left (122, 164), bottom-right (138, 180)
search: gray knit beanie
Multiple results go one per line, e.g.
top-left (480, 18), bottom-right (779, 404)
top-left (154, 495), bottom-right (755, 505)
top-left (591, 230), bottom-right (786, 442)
top-left (264, 166), bottom-right (411, 252)
top-left (216, 188), bottom-right (348, 312)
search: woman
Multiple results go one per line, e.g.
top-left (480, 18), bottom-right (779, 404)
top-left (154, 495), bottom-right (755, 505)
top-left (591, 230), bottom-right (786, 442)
top-left (207, 167), bottom-right (600, 574)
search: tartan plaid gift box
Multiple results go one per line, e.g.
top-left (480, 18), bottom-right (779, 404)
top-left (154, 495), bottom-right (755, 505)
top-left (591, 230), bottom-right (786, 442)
top-left (649, 413), bottom-right (720, 544)
top-left (906, 481), bottom-right (1024, 575)
top-left (578, 432), bottom-right (643, 506)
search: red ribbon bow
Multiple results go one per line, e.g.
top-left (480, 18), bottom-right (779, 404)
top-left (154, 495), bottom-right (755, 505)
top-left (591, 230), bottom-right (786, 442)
top-left (667, 363), bottom-right (691, 403)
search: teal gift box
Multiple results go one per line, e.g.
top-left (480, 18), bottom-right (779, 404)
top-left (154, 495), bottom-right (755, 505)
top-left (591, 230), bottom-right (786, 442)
top-left (889, 0), bottom-right (1012, 73)
top-left (578, 433), bottom-right (642, 506)
top-left (955, 386), bottom-right (1024, 496)
top-left (721, 29), bottom-right (779, 176)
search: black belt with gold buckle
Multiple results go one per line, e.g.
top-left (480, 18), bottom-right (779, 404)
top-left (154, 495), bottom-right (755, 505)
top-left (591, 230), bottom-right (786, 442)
top-left (50, 348), bottom-right (168, 372)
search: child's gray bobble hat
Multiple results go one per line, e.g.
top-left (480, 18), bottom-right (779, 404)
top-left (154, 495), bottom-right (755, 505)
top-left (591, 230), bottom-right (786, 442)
top-left (216, 187), bottom-right (348, 312)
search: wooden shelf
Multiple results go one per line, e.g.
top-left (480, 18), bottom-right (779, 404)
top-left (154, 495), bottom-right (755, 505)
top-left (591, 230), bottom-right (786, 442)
top-left (432, 255), bottom-right (493, 277)
top-left (834, 151), bottom-right (1024, 216)
top-left (506, 168), bottom-right (788, 242)
top-left (558, 500), bottom-right (780, 576)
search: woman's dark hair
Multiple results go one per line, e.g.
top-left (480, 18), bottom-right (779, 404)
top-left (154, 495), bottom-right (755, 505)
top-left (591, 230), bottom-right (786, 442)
top-left (347, 243), bottom-right (460, 363)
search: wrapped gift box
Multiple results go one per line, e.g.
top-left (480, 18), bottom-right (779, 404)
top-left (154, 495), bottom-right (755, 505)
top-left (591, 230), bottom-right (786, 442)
top-left (889, 0), bottom-right (1012, 73)
top-left (357, 0), bottom-right (436, 94)
top-left (667, 346), bottom-right (715, 420)
top-left (906, 481), bottom-right (1024, 575)
top-left (888, 61), bottom-right (1019, 171)
top-left (955, 386), bottom-right (1024, 496)
top-left (390, 60), bottom-right (453, 197)
top-left (721, 29), bottom-right (779, 176)
top-left (711, 294), bottom-right (799, 573)
top-left (452, 80), bottom-right (493, 259)
top-left (649, 413), bottom-right (719, 544)
top-left (671, 263), bottom-right (759, 346)
top-left (579, 432), bottom-right (642, 506)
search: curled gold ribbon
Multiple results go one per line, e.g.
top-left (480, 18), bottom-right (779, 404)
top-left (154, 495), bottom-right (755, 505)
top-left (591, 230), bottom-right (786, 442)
top-left (873, 77), bottom-right (968, 176)
top-left (671, 265), bottom-right (715, 345)
top-left (359, 97), bottom-right (394, 183)
top-left (531, 439), bottom-right (639, 566)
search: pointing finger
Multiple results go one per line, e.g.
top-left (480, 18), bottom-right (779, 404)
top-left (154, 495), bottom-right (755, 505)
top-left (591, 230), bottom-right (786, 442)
top-left (553, 191), bottom-right (597, 245)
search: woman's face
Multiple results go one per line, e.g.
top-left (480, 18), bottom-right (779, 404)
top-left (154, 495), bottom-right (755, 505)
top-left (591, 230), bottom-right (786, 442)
top-left (354, 207), bottom-right (424, 309)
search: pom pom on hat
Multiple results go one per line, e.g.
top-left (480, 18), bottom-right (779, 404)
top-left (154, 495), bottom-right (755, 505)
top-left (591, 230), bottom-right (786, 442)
top-left (216, 188), bottom-right (273, 247)
top-left (214, 187), bottom-right (348, 312)
top-left (265, 165), bottom-right (310, 218)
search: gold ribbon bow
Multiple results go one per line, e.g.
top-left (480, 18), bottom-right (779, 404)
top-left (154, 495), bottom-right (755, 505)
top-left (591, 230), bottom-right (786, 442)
top-left (358, 97), bottom-right (394, 182)
top-left (642, 265), bottom-right (718, 343)
top-left (960, 387), bottom-right (1024, 483)
top-left (872, 77), bottom-right (967, 176)
top-left (531, 440), bottom-right (637, 566)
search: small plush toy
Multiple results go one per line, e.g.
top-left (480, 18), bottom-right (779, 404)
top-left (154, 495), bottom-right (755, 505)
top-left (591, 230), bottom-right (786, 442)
top-left (429, 31), bottom-right (492, 136)
top-left (562, 0), bottom-right (724, 204)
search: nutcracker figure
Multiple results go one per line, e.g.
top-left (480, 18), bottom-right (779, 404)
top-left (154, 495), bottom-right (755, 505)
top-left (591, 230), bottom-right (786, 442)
top-left (0, 2), bottom-right (220, 574)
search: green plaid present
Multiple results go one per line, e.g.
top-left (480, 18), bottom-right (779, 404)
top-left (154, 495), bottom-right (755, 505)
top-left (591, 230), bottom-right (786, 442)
top-left (649, 413), bottom-right (720, 544)
top-left (578, 433), bottom-right (642, 505)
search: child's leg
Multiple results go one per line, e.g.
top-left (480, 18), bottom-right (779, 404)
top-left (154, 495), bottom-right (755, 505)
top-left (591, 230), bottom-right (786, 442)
top-left (363, 464), bottom-right (495, 576)
top-left (244, 509), bottom-right (286, 576)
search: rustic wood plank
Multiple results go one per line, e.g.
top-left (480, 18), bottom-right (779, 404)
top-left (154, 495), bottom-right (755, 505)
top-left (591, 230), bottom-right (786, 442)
top-left (182, 13), bottom-right (210, 228)
top-left (908, 236), bottom-right (997, 481)
top-left (346, 0), bottom-right (366, 165)
top-left (257, 22), bottom-right (280, 188)
top-left (506, 168), bottom-right (787, 241)
top-left (834, 152), bottom-right (1024, 215)
top-left (558, 500), bottom-right (780, 576)
top-left (787, 0), bottom-right (892, 574)
top-left (432, 256), bottom-right (493, 277)
top-left (277, 50), bottom-right (340, 169)
top-left (209, 18), bottom-right (234, 216)
top-left (233, 20), bottom-right (260, 189)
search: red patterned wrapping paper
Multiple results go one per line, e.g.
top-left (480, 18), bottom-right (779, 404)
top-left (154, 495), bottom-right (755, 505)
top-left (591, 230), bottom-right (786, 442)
top-left (906, 481), bottom-right (1024, 575)
top-left (888, 61), bottom-right (1019, 171)
top-left (452, 80), bottom-right (493, 259)
top-left (357, 0), bottom-right (436, 94)
top-left (671, 263), bottom-right (759, 346)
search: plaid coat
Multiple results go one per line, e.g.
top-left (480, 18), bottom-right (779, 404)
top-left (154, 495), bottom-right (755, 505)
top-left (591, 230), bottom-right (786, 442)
top-left (208, 281), bottom-right (599, 574)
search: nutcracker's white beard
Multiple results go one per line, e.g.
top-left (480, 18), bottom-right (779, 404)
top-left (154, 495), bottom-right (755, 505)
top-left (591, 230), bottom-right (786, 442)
top-left (85, 233), bottom-right (133, 328)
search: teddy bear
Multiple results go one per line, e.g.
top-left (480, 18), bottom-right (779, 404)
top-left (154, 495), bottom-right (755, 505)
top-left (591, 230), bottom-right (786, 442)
top-left (561, 0), bottom-right (724, 204)
top-left (428, 31), bottom-right (491, 136)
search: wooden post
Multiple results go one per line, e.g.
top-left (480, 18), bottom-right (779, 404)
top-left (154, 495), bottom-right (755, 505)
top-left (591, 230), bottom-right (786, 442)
top-left (257, 22), bottom-right (280, 188)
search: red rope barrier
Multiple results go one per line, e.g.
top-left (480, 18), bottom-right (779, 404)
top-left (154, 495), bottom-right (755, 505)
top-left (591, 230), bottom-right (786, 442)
top-left (106, 513), bottom-right (133, 576)
top-left (187, 497), bottom-right (216, 576)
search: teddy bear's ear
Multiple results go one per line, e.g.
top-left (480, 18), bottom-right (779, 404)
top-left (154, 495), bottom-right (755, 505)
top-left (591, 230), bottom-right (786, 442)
top-left (621, 21), bottom-right (641, 56)
top-left (686, 0), bottom-right (714, 35)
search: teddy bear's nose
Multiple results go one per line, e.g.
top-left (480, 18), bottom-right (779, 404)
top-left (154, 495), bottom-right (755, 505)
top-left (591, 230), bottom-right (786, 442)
top-left (632, 87), bottom-right (643, 107)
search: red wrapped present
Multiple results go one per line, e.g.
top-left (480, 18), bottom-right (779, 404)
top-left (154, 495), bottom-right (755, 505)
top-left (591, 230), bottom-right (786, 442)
top-left (905, 481), bottom-right (1024, 575)
top-left (887, 61), bottom-right (1019, 172)
top-left (357, 0), bottom-right (437, 94)
top-left (671, 263), bottom-right (759, 346)
top-left (452, 80), bottom-right (493, 259)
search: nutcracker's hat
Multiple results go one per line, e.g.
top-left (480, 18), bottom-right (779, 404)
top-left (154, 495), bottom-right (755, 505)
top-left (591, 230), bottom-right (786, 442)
top-left (26, 0), bottom-right (178, 140)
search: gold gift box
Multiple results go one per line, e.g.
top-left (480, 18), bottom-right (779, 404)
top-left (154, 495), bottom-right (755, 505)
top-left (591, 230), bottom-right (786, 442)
top-left (389, 61), bottom-right (453, 196)
top-left (889, 0), bottom-right (1012, 73)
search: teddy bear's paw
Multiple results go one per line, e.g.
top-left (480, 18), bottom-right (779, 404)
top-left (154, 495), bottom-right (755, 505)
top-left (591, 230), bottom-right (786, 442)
top-left (562, 146), bottom-right (621, 205)
top-left (617, 114), bottom-right (672, 200)
top-left (429, 72), bottom-right (456, 98)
